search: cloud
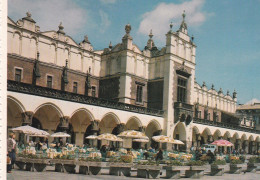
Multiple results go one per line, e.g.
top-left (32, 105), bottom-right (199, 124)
top-left (138, 0), bottom-right (207, 43)
top-left (8, 0), bottom-right (91, 37)
top-left (99, 10), bottom-right (111, 33)
top-left (100, 0), bottom-right (116, 4)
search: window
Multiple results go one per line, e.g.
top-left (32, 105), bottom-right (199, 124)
top-left (136, 85), bottom-right (143, 103)
top-left (92, 86), bottom-right (96, 97)
top-left (15, 68), bottom-right (22, 82)
top-left (73, 82), bottom-right (78, 93)
top-left (177, 77), bottom-right (187, 103)
top-left (198, 111), bottom-right (201, 118)
top-left (47, 76), bottom-right (52, 88)
top-left (208, 113), bottom-right (210, 120)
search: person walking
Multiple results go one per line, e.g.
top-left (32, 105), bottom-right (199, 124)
top-left (156, 148), bottom-right (163, 162)
top-left (7, 133), bottom-right (17, 171)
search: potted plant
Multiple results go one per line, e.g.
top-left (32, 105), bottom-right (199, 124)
top-left (136, 160), bottom-right (161, 179)
top-left (210, 160), bottom-right (226, 176)
top-left (185, 160), bottom-right (205, 179)
top-left (107, 156), bottom-right (133, 177)
top-left (229, 159), bottom-right (247, 174)
top-left (247, 156), bottom-right (260, 172)
top-left (164, 160), bottom-right (190, 179)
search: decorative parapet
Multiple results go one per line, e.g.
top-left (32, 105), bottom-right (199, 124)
top-left (193, 117), bottom-right (260, 134)
top-left (7, 80), bottom-right (164, 117)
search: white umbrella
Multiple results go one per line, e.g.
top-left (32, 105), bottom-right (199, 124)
top-left (133, 138), bottom-right (149, 143)
top-left (85, 135), bottom-right (98, 139)
top-left (152, 135), bottom-right (175, 144)
top-left (97, 133), bottom-right (123, 142)
top-left (172, 139), bottom-right (184, 145)
top-left (11, 125), bottom-right (49, 136)
top-left (118, 130), bottom-right (149, 139)
top-left (51, 132), bottom-right (71, 138)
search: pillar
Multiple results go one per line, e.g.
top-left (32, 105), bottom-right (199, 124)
top-left (196, 134), bottom-right (201, 147)
top-left (21, 111), bottom-right (34, 125)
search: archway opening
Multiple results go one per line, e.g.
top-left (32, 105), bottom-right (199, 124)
top-left (201, 128), bottom-right (212, 145)
top-left (145, 120), bottom-right (161, 149)
top-left (173, 122), bottom-right (186, 151)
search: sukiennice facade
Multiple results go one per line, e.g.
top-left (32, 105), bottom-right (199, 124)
top-left (7, 12), bottom-right (260, 153)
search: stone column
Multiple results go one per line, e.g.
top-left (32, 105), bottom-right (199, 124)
top-left (208, 135), bottom-right (213, 143)
top-left (235, 139), bottom-right (241, 151)
top-left (59, 116), bottom-right (69, 144)
top-left (243, 140), bottom-right (248, 154)
top-left (21, 111), bottom-right (34, 125)
top-left (90, 120), bottom-right (99, 147)
top-left (196, 134), bottom-right (201, 147)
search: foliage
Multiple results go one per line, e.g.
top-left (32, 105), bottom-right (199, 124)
top-left (137, 160), bottom-right (159, 166)
top-left (230, 159), bottom-right (243, 164)
top-left (200, 155), bottom-right (211, 161)
top-left (166, 160), bottom-right (183, 166)
top-left (212, 160), bottom-right (226, 165)
top-left (248, 156), bottom-right (260, 163)
top-left (108, 156), bottom-right (132, 163)
top-left (239, 156), bottom-right (245, 163)
top-left (79, 157), bottom-right (101, 162)
top-left (185, 160), bottom-right (205, 166)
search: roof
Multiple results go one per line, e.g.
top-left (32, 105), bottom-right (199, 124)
top-left (237, 103), bottom-right (260, 110)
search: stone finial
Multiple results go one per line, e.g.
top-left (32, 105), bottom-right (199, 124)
top-left (37, 51), bottom-right (40, 60)
top-left (170, 22), bottom-right (173, 30)
top-left (211, 84), bottom-right (214, 90)
top-left (191, 35), bottom-right (194, 42)
top-left (227, 90), bottom-right (230, 96)
top-left (233, 89), bottom-right (237, 99)
top-left (149, 29), bottom-right (153, 39)
top-left (65, 59), bottom-right (68, 67)
top-left (218, 88), bottom-right (223, 94)
top-left (179, 10), bottom-right (188, 33)
top-left (83, 35), bottom-right (90, 43)
top-left (202, 81), bottom-right (206, 87)
top-left (182, 10), bottom-right (186, 20)
top-left (125, 23), bottom-right (131, 34)
top-left (109, 41), bottom-right (112, 49)
top-left (26, 11), bottom-right (31, 17)
top-left (57, 22), bottom-right (65, 34)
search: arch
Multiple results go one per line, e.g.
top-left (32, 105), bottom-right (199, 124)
top-left (223, 131), bottom-right (231, 139)
top-left (7, 96), bottom-right (26, 113)
top-left (173, 122), bottom-right (186, 141)
top-left (192, 126), bottom-right (200, 134)
top-left (232, 132), bottom-right (240, 139)
top-left (33, 103), bottom-right (63, 131)
top-left (255, 136), bottom-right (260, 142)
top-left (202, 127), bottom-right (212, 136)
top-left (70, 108), bottom-right (94, 133)
top-left (34, 103), bottom-right (63, 118)
top-left (70, 108), bottom-right (95, 122)
top-left (99, 112), bottom-right (121, 134)
top-left (146, 119), bottom-right (162, 130)
top-left (125, 116), bottom-right (142, 130)
top-left (248, 135), bottom-right (254, 141)
top-left (201, 127), bottom-right (212, 144)
top-left (7, 96), bottom-right (26, 129)
top-left (101, 112), bottom-right (121, 125)
top-left (213, 129), bottom-right (222, 140)
top-left (241, 134), bottom-right (247, 141)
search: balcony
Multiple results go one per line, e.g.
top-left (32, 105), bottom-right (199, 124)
top-left (7, 80), bottom-right (164, 117)
top-left (193, 118), bottom-right (260, 134)
top-left (174, 102), bottom-right (193, 124)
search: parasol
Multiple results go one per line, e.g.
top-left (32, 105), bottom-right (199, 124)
top-left (97, 133), bottom-right (123, 142)
top-left (132, 138), bottom-right (149, 143)
top-left (51, 132), bottom-right (71, 138)
top-left (118, 130), bottom-right (148, 139)
top-left (11, 125), bottom-right (49, 136)
top-left (172, 139), bottom-right (184, 145)
top-left (85, 135), bottom-right (98, 139)
top-left (152, 135), bottom-right (175, 143)
top-left (211, 139), bottom-right (233, 147)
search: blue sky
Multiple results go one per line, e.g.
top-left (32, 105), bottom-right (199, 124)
top-left (8, 0), bottom-right (260, 104)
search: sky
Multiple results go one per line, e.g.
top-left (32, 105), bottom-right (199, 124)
top-left (8, 0), bottom-right (260, 104)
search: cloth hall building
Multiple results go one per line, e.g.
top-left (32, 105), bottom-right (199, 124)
top-left (7, 12), bottom-right (260, 153)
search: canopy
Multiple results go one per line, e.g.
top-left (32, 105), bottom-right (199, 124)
top-left (51, 132), bottom-right (71, 138)
top-left (11, 125), bottom-right (49, 137)
top-left (211, 139), bottom-right (233, 147)
top-left (97, 133), bottom-right (123, 142)
top-left (118, 130), bottom-right (148, 139)
top-left (172, 139), bottom-right (184, 145)
top-left (133, 138), bottom-right (149, 143)
top-left (152, 135), bottom-right (175, 143)
top-left (85, 135), bottom-right (98, 139)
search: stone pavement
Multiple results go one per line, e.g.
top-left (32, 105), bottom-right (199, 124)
top-left (7, 166), bottom-right (260, 180)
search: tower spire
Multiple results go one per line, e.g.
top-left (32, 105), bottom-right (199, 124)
top-left (179, 10), bottom-right (188, 34)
